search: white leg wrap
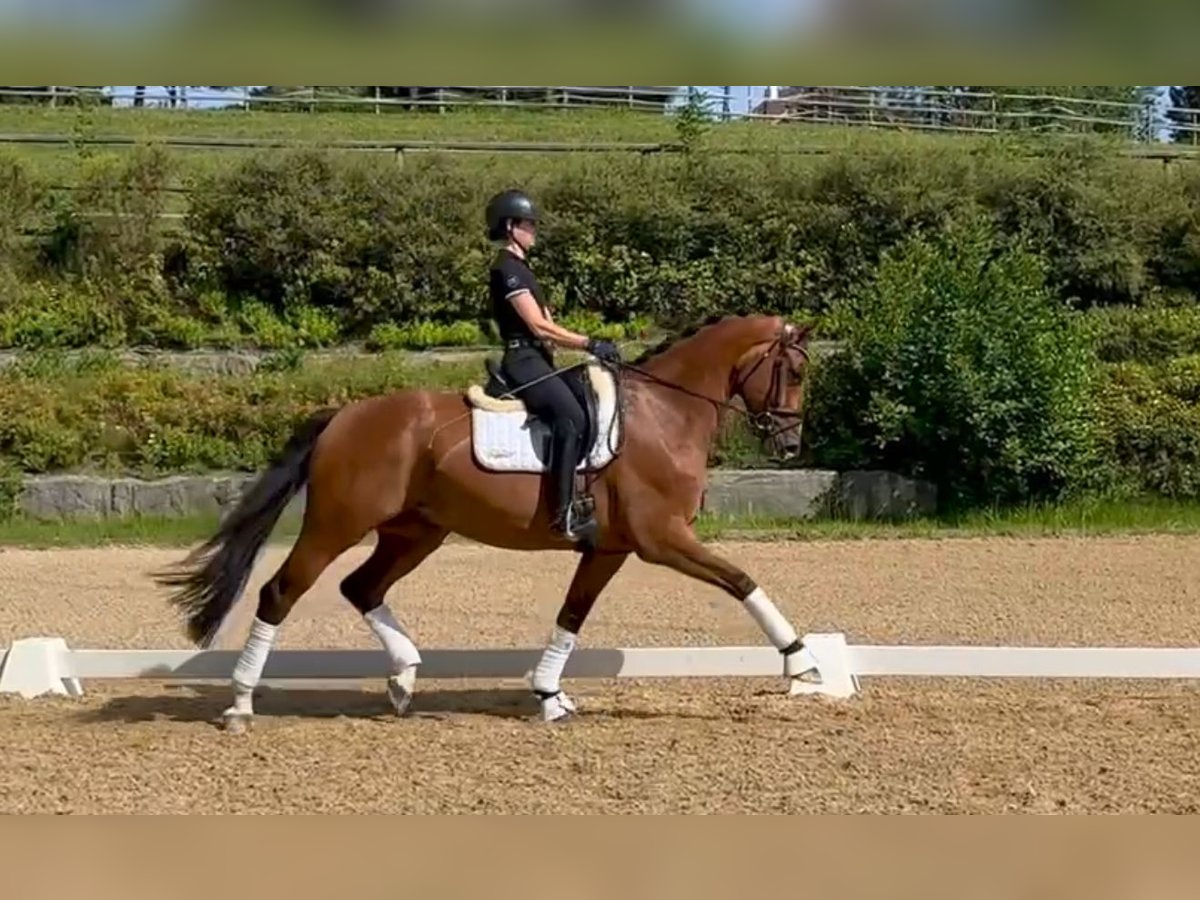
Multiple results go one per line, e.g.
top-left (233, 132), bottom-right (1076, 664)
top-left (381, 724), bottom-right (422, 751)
top-left (231, 618), bottom-right (278, 695)
top-left (743, 587), bottom-right (799, 651)
top-left (532, 625), bottom-right (576, 695)
top-left (365, 604), bottom-right (422, 673)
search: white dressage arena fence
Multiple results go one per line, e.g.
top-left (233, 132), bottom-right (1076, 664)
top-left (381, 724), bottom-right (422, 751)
top-left (5, 633), bottom-right (1200, 701)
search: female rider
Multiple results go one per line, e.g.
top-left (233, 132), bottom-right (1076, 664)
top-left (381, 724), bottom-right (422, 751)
top-left (484, 189), bottom-right (622, 544)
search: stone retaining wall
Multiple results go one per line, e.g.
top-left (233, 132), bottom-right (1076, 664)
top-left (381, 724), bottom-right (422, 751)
top-left (15, 469), bottom-right (935, 523)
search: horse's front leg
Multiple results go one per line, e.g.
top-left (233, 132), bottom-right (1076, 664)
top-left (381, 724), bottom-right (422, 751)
top-left (631, 517), bottom-right (818, 685)
top-left (532, 549), bottom-right (629, 722)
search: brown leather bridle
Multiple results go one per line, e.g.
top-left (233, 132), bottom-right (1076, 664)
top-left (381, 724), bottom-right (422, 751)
top-left (731, 324), bottom-right (811, 447)
top-left (615, 322), bottom-right (811, 452)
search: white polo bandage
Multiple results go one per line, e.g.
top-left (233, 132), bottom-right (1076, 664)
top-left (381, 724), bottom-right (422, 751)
top-left (365, 604), bottom-right (422, 672)
top-left (232, 618), bottom-right (278, 693)
top-left (532, 625), bottom-right (577, 695)
top-left (743, 587), bottom-right (799, 651)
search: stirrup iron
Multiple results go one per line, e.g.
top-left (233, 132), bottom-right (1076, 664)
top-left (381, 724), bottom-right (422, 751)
top-left (566, 496), bottom-right (597, 544)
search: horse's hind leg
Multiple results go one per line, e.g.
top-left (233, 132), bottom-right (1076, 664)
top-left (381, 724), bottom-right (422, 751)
top-left (224, 523), bottom-right (363, 733)
top-left (533, 549), bottom-right (629, 723)
top-left (339, 515), bottom-right (449, 716)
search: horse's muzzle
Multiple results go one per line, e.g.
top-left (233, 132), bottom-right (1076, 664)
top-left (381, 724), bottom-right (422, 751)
top-left (769, 422), bottom-right (803, 461)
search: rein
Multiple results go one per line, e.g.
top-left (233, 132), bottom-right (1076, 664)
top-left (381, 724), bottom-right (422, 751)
top-left (470, 326), bottom-right (809, 453)
top-left (613, 329), bottom-right (809, 445)
top-left (490, 358), bottom-right (589, 402)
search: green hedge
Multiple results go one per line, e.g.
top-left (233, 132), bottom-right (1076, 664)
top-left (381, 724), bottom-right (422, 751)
top-left (1082, 303), bottom-right (1200, 364)
top-left (0, 344), bottom-right (1192, 511)
top-left (2, 136), bottom-right (1200, 349)
top-left (804, 222), bottom-right (1102, 509)
top-left (0, 350), bottom-right (775, 478)
top-left (1098, 356), bottom-right (1200, 498)
top-left (0, 343), bottom-right (1188, 508)
top-left (1, 221), bottom-right (1198, 511)
top-left (0, 352), bottom-right (452, 476)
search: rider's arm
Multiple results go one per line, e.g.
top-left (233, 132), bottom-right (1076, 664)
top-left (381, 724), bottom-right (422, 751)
top-left (509, 290), bottom-right (590, 351)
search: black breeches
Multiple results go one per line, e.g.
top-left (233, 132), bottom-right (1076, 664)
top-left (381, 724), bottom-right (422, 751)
top-left (500, 348), bottom-right (589, 439)
top-left (501, 347), bottom-right (590, 521)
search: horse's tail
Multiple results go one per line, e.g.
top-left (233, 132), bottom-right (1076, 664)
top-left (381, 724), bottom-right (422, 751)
top-left (155, 408), bottom-right (339, 647)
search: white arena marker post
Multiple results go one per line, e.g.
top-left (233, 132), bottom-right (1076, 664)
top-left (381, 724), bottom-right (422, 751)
top-left (789, 632), bottom-right (859, 698)
top-left (0, 636), bottom-right (83, 699)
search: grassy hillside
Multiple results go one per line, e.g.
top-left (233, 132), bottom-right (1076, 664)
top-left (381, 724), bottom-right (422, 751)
top-left (0, 102), bottom-right (1154, 188)
top-left (0, 103), bottom-right (1015, 149)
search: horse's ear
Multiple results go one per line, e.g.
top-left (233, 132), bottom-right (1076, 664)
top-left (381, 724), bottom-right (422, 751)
top-left (788, 321), bottom-right (815, 343)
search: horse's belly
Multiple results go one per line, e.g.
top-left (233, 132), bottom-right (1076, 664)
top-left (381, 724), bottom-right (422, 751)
top-left (419, 443), bottom-right (552, 547)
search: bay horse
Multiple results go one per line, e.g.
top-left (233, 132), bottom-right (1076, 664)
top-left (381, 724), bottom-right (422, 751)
top-left (155, 313), bottom-right (820, 730)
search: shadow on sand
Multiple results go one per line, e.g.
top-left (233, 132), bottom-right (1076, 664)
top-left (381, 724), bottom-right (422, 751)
top-left (67, 682), bottom-right (779, 728)
top-left (72, 683), bottom-right (541, 727)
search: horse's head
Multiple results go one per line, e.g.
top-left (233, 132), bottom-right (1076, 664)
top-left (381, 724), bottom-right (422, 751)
top-left (731, 321), bottom-right (813, 460)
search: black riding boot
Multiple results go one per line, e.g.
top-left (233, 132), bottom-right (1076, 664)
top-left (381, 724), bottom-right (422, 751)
top-left (548, 419), bottom-right (597, 546)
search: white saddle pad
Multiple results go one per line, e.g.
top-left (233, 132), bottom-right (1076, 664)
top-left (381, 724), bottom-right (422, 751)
top-left (465, 364), bottom-right (622, 473)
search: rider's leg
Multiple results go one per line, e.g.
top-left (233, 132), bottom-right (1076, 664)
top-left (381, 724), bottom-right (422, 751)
top-left (500, 350), bottom-right (593, 539)
top-left (547, 415), bottom-right (591, 537)
top-left (561, 366), bottom-right (592, 443)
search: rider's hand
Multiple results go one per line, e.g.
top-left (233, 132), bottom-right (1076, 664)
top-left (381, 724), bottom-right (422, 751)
top-left (586, 338), bottom-right (621, 362)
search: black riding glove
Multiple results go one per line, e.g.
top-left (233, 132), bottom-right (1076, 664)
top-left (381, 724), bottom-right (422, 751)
top-left (586, 338), bottom-right (622, 363)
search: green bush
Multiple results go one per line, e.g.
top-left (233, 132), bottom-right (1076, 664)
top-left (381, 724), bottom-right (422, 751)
top-left (1148, 167), bottom-right (1200, 299)
top-left (366, 319), bottom-right (488, 351)
top-left (174, 150), bottom-right (831, 333)
top-left (805, 220), bottom-right (1102, 509)
top-left (0, 354), bottom-right (440, 476)
top-left (791, 143), bottom-right (982, 311)
top-left (978, 142), bottom-right (1161, 306)
top-left (1083, 301), bottom-right (1200, 364)
top-left (0, 152), bottom-right (45, 279)
top-left (1097, 357), bottom-right (1200, 498)
top-left (169, 140), bottom-right (1188, 334)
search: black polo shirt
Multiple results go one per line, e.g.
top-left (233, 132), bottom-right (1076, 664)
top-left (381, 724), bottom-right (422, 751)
top-left (489, 248), bottom-right (547, 343)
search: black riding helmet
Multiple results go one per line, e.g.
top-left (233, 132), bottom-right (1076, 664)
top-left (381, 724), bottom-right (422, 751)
top-left (486, 189), bottom-right (540, 241)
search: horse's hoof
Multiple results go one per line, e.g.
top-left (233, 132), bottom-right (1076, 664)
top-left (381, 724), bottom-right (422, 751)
top-left (538, 691), bottom-right (577, 724)
top-left (784, 644), bottom-right (820, 680)
top-left (386, 674), bottom-right (415, 717)
top-left (539, 708), bottom-right (576, 725)
top-left (222, 712), bottom-right (253, 734)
